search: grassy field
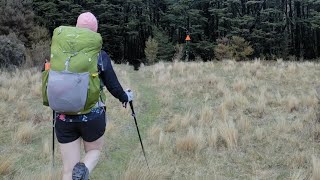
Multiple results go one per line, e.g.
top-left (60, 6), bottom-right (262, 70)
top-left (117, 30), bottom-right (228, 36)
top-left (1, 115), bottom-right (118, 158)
top-left (1, 59), bottom-right (320, 179)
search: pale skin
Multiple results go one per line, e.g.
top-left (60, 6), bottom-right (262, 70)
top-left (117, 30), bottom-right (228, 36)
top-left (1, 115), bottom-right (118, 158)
top-left (60, 136), bottom-right (104, 180)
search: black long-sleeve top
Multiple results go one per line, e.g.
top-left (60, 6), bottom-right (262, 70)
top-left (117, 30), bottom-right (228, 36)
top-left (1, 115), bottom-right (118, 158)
top-left (98, 50), bottom-right (128, 103)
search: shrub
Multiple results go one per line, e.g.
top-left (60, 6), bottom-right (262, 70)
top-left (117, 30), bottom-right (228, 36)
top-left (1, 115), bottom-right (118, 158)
top-left (0, 33), bottom-right (26, 68)
top-left (153, 27), bottom-right (175, 61)
top-left (230, 36), bottom-right (254, 61)
top-left (214, 36), bottom-right (254, 61)
top-left (0, 0), bottom-right (35, 46)
top-left (214, 43), bottom-right (232, 60)
top-left (144, 37), bottom-right (159, 64)
top-left (25, 40), bottom-right (51, 68)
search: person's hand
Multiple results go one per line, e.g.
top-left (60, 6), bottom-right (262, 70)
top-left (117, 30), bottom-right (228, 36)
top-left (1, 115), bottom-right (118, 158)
top-left (123, 89), bottom-right (133, 108)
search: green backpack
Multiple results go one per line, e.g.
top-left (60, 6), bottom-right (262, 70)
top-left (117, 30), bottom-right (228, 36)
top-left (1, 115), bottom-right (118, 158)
top-left (42, 26), bottom-right (105, 115)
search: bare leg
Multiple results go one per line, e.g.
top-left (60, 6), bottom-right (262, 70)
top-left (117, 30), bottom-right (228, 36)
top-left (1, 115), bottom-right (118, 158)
top-left (60, 138), bottom-right (81, 180)
top-left (82, 136), bottom-right (104, 173)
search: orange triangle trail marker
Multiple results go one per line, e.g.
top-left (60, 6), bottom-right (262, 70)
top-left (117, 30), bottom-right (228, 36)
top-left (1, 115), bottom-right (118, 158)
top-left (185, 35), bottom-right (191, 41)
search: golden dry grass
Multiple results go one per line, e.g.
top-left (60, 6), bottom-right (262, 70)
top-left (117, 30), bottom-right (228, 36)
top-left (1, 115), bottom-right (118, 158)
top-left (176, 127), bottom-right (200, 153)
top-left (311, 156), bottom-right (320, 180)
top-left (0, 155), bottom-right (14, 176)
top-left (14, 122), bottom-right (36, 144)
top-left (1, 60), bottom-right (320, 179)
top-left (124, 59), bottom-right (320, 179)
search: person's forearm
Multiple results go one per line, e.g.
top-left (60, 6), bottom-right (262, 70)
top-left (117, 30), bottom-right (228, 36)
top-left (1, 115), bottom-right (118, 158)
top-left (100, 52), bottom-right (128, 103)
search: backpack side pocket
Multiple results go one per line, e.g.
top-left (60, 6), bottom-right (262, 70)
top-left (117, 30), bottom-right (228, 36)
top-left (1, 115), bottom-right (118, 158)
top-left (42, 70), bottom-right (49, 106)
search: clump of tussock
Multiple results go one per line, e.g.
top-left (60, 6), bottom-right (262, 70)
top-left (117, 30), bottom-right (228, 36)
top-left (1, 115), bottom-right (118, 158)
top-left (203, 74), bottom-right (220, 88)
top-left (176, 127), bottom-right (203, 153)
top-left (286, 95), bottom-right (300, 112)
top-left (237, 115), bottom-right (251, 132)
top-left (311, 156), bottom-right (320, 180)
top-left (288, 152), bottom-right (307, 169)
top-left (255, 69), bottom-right (263, 79)
top-left (222, 90), bottom-right (235, 111)
top-left (106, 121), bottom-right (115, 132)
top-left (233, 92), bottom-right (249, 109)
top-left (218, 120), bottom-right (238, 149)
top-left (219, 102), bottom-right (229, 122)
top-left (172, 61), bottom-right (185, 75)
top-left (123, 161), bottom-right (169, 180)
top-left (276, 66), bottom-right (286, 81)
top-left (165, 116), bottom-right (180, 132)
top-left (223, 60), bottom-right (236, 72)
top-left (180, 110), bottom-right (193, 128)
top-left (158, 130), bottom-right (167, 148)
top-left (159, 89), bottom-right (172, 106)
top-left (204, 93), bottom-right (210, 103)
top-left (199, 105), bottom-right (213, 125)
top-left (180, 85), bottom-right (194, 98)
top-left (31, 81), bottom-right (42, 97)
top-left (256, 88), bottom-right (267, 116)
top-left (149, 126), bottom-right (162, 144)
top-left (316, 86), bottom-right (320, 99)
top-left (16, 101), bottom-right (32, 121)
top-left (152, 62), bottom-right (166, 78)
top-left (248, 59), bottom-right (262, 76)
top-left (208, 127), bottom-right (218, 148)
top-left (42, 138), bottom-right (50, 158)
top-left (216, 81), bottom-right (227, 97)
top-left (291, 119), bottom-right (304, 132)
top-left (289, 169), bottom-right (308, 180)
top-left (13, 168), bottom-right (62, 180)
top-left (287, 63), bottom-right (298, 74)
top-left (0, 87), bottom-right (18, 102)
top-left (14, 122), bottom-right (36, 144)
top-left (276, 116), bottom-right (288, 133)
top-left (0, 155), bottom-right (14, 175)
top-left (232, 78), bottom-right (247, 93)
top-left (0, 101), bottom-right (6, 119)
top-left (302, 92), bottom-right (319, 109)
top-left (276, 58), bottom-right (283, 64)
top-left (254, 127), bottom-right (265, 141)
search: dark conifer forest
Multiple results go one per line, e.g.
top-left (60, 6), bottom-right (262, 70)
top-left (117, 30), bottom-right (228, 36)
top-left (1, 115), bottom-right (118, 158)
top-left (1, 0), bottom-right (320, 66)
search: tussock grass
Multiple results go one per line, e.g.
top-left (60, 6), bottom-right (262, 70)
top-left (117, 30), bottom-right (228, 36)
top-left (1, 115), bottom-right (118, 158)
top-left (149, 126), bottom-right (161, 144)
top-left (1, 60), bottom-right (320, 179)
top-left (158, 130), bottom-right (166, 148)
top-left (199, 105), bottom-right (213, 125)
top-left (237, 115), bottom-right (251, 132)
top-left (180, 110), bottom-right (192, 128)
top-left (233, 78), bottom-right (247, 93)
top-left (286, 95), bottom-right (300, 112)
top-left (208, 127), bottom-right (218, 148)
top-left (13, 168), bottom-right (62, 180)
top-left (165, 116), bottom-right (180, 132)
top-left (42, 138), bottom-right (50, 158)
top-left (176, 127), bottom-right (202, 153)
top-left (0, 155), bottom-right (14, 175)
top-left (122, 161), bottom-right (169, 180)
top-left (14, 122), bottom-right (35, 144)
top-left (126, 60), bottom-right (320, 179)
top-left (290, 169), bottom-right (308, 180)
top-left (218, 120), bottom-right (238, 149)
top-left (311, 156), bottom-right (320, 180)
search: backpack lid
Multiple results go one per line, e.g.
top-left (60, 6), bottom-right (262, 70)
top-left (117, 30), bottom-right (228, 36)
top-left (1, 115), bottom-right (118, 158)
top-left (50, 26), bottom-right (103, 73)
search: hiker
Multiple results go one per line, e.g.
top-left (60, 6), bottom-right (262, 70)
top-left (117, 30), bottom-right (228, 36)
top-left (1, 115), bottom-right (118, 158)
top-left (42, 12), bottom-right (133, 180)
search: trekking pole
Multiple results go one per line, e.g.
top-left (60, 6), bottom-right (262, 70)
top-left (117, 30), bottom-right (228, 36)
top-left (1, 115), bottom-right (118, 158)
top-left (129, 101), bottom-right (150, 170)
top-left (52, 111), bottom-right (55, 169)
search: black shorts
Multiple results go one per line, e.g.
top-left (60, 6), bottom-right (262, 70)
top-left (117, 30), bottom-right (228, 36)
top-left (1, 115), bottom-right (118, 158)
top-left (55, 111), bottom-right (106, 144)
